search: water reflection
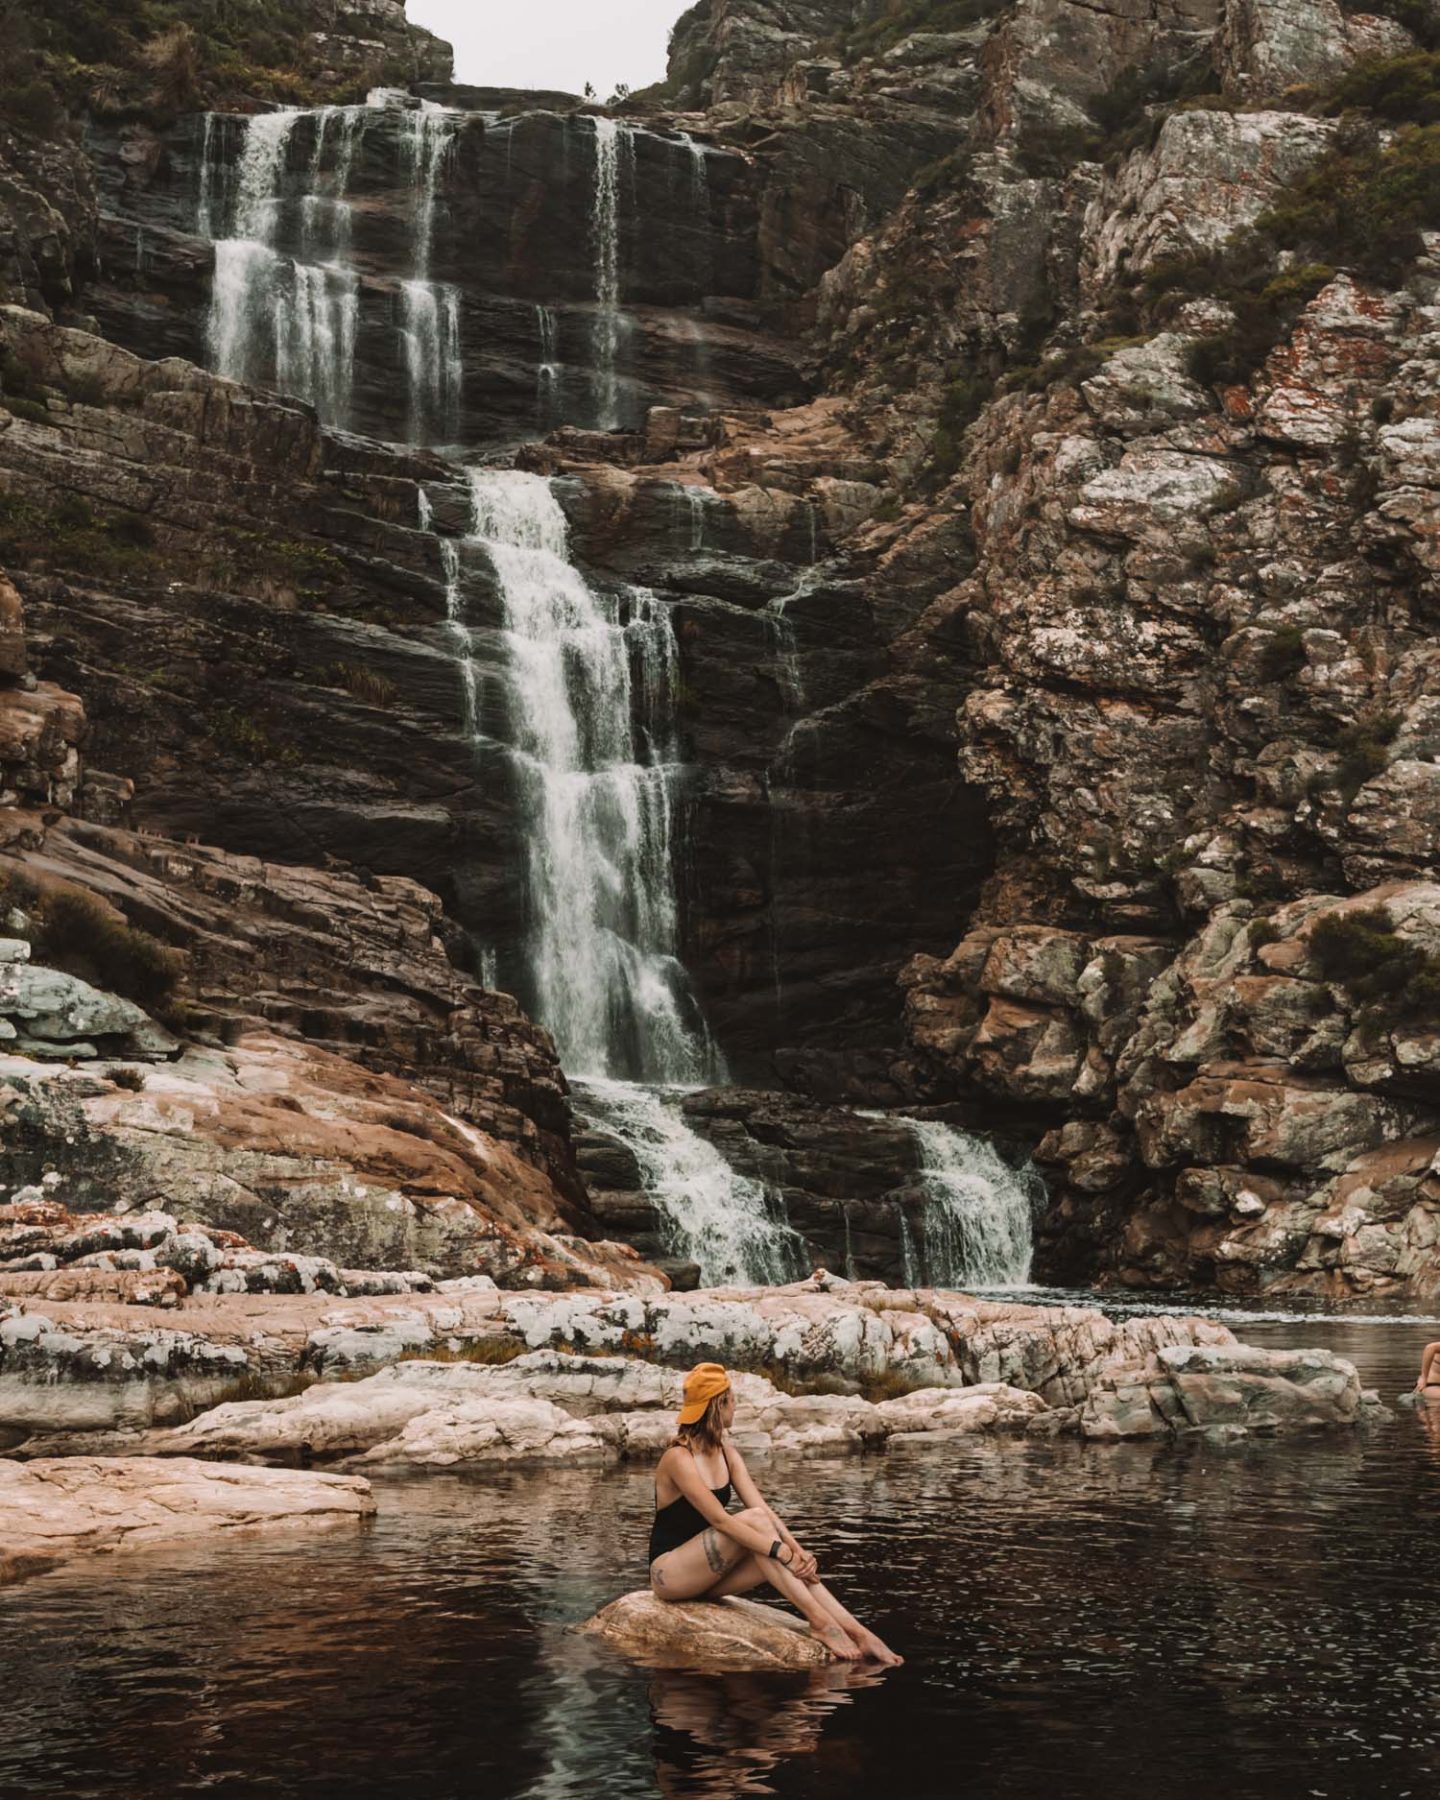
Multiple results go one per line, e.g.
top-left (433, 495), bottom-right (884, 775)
top-left (648, 1665), bottom-right (884, 1799)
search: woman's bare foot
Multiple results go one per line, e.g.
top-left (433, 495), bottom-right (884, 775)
top-left (816, 1624), bottom-right (863, 1662)
top-left (854, 1629), bottom-right (904, 1667)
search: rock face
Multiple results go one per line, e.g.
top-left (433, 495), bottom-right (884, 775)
top-left (5, 0), bottom-right (1440, 1305)
top-left (580, 1590), bottom-right (834, 1671)
top-left (0, 1455), bottom-right (374, 1585)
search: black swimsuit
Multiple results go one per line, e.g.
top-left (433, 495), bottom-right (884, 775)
top-left (649, 1477), bottom-right (732, 1564)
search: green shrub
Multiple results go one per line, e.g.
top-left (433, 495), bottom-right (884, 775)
top-left (1334, 711), bottom-right (1401, 797)
top-left (33, 887), bottom-right (183, 1010)
top-left (0, 491), bottom-right (154, 578)
top-left (1142, 119), bottom-right (1440, 389)
top-left (927, 371), bottom-right (993, 481)
top-left (208, 706), bottom-right (292, 766)
top-left (1328, 50), bottom-right (1440, 124)
top-left (110, 1065), bottom-right (147, 1091)
top-left (0, 77), bottom-right (63, 136)
top-left (1016, 121), bottom-right (1103, 178)
top-left (912, 147), bottom-right (973, 197)
top-left (105, 510), bottom-right (156, 549)
top-left (328, 662), bottom-right (398, 708)
top-left (1088, 50), bottom-right (1222, 153)
top-left (1, 396), bottom-right (51, 425)
top-left (1307, 906), bottom-right (1437, 1011)
top-left (1256, 624), bottom-right (1307, 681)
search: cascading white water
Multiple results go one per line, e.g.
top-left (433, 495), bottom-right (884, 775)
top-left (577, 1078), bottom-right (804, 1287)
top-left (401, 279), bottom-right (462, 444)
top-left (418, 489), bottom-right (481, 738)
top-left (465, 467), bottom-right (716, 1085)
top-left (590, 116), bottom-right (625, 429)
top-left (678, 483), bottom-right (713, 553)
top-left (399, 105), bottom-right (462, 444)
top-left (415, 471), bottom-right (801, 1283)
top-left (405, 104), bottom-right (453, 276)
top-left (536, 305), bottom-right (560, 424)
top-left (203, 107), bottom-right (360, 427)
top-left (904, 1118), bottom-right (1040, 1288)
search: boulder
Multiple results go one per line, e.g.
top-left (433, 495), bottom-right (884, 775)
top-left (578, 1591), bottom-right (833, 1671)
top-left (0, 1456), bottom-right (374, 1586)
top-left (1080, 1343), bottom-right (1367, 1439)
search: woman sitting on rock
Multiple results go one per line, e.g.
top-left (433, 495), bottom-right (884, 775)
top-left (648, 1362), bottom-right (902, 1666)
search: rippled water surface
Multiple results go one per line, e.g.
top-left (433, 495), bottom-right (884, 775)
top-left (5, 1315), bottom-right (1440, 1799)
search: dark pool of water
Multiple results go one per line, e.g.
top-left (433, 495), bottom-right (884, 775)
top-left (4, 1316), bottom-right (1440, 1799)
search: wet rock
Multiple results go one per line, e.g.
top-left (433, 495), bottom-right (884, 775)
top-left (1080, 1343), bottom-right (1367, 1439)
top-left (579, 1591), bottom-right (833, 1672)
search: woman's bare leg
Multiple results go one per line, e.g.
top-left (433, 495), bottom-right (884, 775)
top-left (654, 1537), bottom-right (899, 1663)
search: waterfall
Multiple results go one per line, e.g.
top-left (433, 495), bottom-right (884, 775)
top-left (202, 107), bottom-right (360, 428)
top-left (195, 112), bottom-right (218, 240)
top-left (405, 104), bottom-right (453, 277)
top-left (401, 279), bottom-right (462, 445)
top-left (678, 484), bottom-right (714, 553)
top-left (676, 132), bottom-right (710, 213)
top-left (465, 467), bottom-right (716, 1085)
top-left (676, 131), bottom-right (711, 291)
top-left (576, 1079), bottom-right (804, 1287)
top-left (590, 117), bottom-right (625, 429)
top-left (418, 489), bottom-right (481, 738)
top-left (536, 305), bottom-right (560, 425)
top-left (400, 105), bottom-right (462, 447)
top-left (904, 1119), bottom-right (1041, 1288)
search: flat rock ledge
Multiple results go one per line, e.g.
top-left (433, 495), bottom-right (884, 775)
top-left (0, 1278), bottom-right (1374, 1449)
top-left (579, 1591), bottom-right (833, 1672)
top-left (0, 1456), bottom-right (375, 1586)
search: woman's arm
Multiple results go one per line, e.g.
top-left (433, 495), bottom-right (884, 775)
top-left (723, 1442), bottom-right (818, 1580)
top-left (666, 1450), bottom-right (795, 1561)
top-left (1417, 1342), bottom-right (1440, 1390)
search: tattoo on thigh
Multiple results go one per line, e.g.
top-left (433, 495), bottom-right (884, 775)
top-left (703, 1528), bottom-right (727, 1574)
top-left (653, 1560), bottom-right (666, 1588)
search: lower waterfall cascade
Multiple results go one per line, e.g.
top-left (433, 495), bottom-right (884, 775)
top-left (576, 1080), bottom-right (805, 1288)
top-left (903, 1119), bottom-right (1042, 1288)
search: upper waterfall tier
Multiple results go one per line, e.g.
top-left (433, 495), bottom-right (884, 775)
top-left (88, 99), bottom-right (809, 448)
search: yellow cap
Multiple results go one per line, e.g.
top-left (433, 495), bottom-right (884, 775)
top-left (678, 1362), bottom-right (731, 1425)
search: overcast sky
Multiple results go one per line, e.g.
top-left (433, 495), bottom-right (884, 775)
top-left (407, 2), bottom-right (686, 98)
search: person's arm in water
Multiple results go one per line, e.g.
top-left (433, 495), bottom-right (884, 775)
top-left (722, 1440), bottom-right (818, 1581)
top-left (664, 1449), bottom-right (803, 1565)
top-left (1417, 1342), bottom-right (1440, 1390)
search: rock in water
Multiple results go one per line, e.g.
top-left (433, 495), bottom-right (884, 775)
top-left (0, 1456), bottom-right (375, 1586)
top-left (579, 1591), bottom-right (833, 1671)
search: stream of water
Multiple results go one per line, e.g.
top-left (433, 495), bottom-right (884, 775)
top-left (5, 1312), bottom-right (1438, 1799)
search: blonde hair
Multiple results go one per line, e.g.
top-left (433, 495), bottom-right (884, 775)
top-left (669, 1391), bottom-right (728, 1452)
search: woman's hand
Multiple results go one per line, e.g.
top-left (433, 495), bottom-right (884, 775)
top-left (786, 1543), bottom-right (818, 1582)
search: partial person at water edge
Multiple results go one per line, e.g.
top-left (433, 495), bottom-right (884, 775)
top-left (647, 1364), bottom-right (904, 1666)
